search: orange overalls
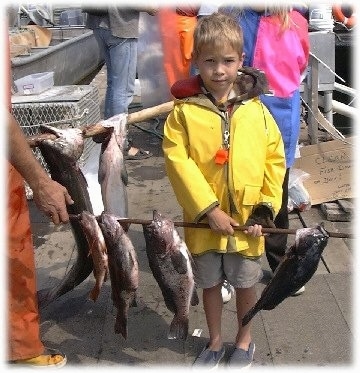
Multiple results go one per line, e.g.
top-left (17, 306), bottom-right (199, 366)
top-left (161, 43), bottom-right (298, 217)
top-left (8, 165), bottom-right (44, 360)
top-left (6, 31), bottom-right (44, 361)
top-left (158, 7), bottom-right (197, 88)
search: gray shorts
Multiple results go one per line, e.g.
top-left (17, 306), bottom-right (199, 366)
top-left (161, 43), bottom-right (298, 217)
top-left (192, 252), bottom-right (263, 289)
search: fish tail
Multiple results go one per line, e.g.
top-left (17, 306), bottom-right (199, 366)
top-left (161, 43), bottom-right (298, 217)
top-left (242, 308), bottom-right (256, 327)
top-left (114, 313), bottom-right (128, 339)
top-left (191, 288), bottom-right (199, 306)
top-left (37, 287), bottom-right (53, 309)
top-left (119, 222), bottom-right (130, 232)
top-left (168, 315), bottom-right (188, 340)
top-left (89, 287), bottom-right (100, 302)
top-left (130, 292), bottom-right (137, 308)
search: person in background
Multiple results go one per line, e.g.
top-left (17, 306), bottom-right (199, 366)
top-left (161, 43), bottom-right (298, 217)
top-left (158, 5), bottom-right (199, 89)
top-left (85, 6), bottom-right (157, 160)
top-left (163, 13), bottom-right (285, 369)
top-left (7, 111), bottom-right (73, 367)
top-left (220, 5), bottom-right (309, 293)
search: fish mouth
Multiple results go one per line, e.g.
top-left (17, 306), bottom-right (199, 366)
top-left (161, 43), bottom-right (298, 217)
top-left (40, 124), bottom-right (62, 137)
top-left (294, 224), bottom-right (329, 254)
top-left (40, 124), bottom-right (83, 139)
top-left (295, 224), bottom-right (329, 244)
top-left (39, 124), bottom-right (84, 161)
top-left (153, 210), bottom-right (161, 221)
top-left (152, 210), bottom-right (164, 228)
top-left (295, 227), bottom-right (314, 245)
top-left (145, 210), bottom-right (174, 239)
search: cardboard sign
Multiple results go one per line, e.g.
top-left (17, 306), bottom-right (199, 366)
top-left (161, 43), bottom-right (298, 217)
top-left (293, 137), bottom-right (355, 205)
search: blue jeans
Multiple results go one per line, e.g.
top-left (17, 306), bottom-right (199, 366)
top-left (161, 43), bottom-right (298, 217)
top-left (93, 28), bottom-right (137, 119)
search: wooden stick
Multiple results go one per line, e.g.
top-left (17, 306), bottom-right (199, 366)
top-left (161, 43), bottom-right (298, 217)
top-left (82, 101), bottom-right (174, 137)
top-left (27, 101), bottom-right (174, 147)
top-left (68, 214), bottom-right (353, 239)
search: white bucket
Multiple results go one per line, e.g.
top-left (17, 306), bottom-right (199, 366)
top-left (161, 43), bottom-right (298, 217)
top-left (309, 4), bottom-right (334, 31)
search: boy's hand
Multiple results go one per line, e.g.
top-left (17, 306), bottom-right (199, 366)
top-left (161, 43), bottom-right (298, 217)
top-left (245, 204), bottom-right (275, 228)
top-left (244, 224), bottom-right (263, 237)
top-left (206, 206), bottom-right (239, 236)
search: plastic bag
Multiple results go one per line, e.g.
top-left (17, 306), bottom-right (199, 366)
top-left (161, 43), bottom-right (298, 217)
top-left (288, 168), bottom-right (312, 212)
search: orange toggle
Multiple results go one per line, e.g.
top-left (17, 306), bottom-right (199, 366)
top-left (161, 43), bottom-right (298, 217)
top-left (215, 149), bottom-right (228, 165)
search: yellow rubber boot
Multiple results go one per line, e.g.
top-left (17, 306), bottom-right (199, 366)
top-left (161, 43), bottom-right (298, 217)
top-left (12, 348), bottom-right (67, 368)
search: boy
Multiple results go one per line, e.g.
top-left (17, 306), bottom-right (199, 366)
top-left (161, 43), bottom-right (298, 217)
top-left (162, 13), bottom-right (285, 369)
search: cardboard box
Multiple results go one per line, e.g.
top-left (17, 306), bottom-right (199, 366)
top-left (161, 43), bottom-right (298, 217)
top-left (293, 137), bottom-right (355, 205)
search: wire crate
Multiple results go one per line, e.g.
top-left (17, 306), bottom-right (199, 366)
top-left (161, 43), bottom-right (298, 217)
top-left (11, 85), bottom-right (101, 171)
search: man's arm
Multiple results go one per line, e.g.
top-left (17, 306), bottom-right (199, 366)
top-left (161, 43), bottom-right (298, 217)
top-left (8, 112), bottom-right (74, 224)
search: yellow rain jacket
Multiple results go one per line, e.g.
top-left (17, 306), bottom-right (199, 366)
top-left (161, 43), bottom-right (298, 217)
top-left (163, 68), bottom-right (286, 257)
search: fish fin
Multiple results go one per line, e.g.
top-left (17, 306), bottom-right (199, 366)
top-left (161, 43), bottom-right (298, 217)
top-left (189, 252), bottom-right (197, 270)
top-left (121, 165), bottom-right (128, 186)
top-left (78, 168), bottom-right (89, 188)
top-left (163, 294), bottom-right (177, 314)
top-left (114, 313), bottom-right (128, 339)
top-left (242, 307), bottom-right (257, 327)
top-left (168, 315), bottom-right (188, 340)
top-left (119, 222), bottom-right (130, 232)
top-left (170, 251), bottom-right (188, 275)
top-left (93, 131), bottom-right (111, 144)
top-left (190, 288), bottom-right (199, 306)
top-left (89, 287), bottom-right (99, 302)
top-left (130, 292), bottom-right (138, 307)
top-left (37, 287), bottom-right (53, 309)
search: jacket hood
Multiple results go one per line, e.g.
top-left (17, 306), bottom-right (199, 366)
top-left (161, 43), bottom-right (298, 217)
top-left (170, 67), bottom-right (271, 103)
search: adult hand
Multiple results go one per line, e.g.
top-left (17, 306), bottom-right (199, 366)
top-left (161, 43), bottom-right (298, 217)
top-left (206, 206), bottom-right (239, 235)
top-left (32, 176), bottom-right (74, 225)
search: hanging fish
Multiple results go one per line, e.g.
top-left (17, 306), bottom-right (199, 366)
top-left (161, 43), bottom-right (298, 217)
top-left (242, 224), bottom-right (329, 326)
top-left (142, 210), bottom-right (199, 340)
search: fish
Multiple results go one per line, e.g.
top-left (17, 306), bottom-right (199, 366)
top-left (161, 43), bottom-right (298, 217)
top-left (98, 118), bottom-right (128, 218)
top-left (142, 210), bottom-right (199, 340)
top-left (37, 124), bottom-right (94, 308)
top-left (79, 210), bottom-right (109, 302)
top-left (98, 212), bottom-right (139, 339)
top-left (242, 224), bottom-right (330, 326)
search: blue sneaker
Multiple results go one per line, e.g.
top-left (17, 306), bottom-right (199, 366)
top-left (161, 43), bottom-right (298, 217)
top-left (228, 342), bottom-right (255, 369)
top-left (193, 344), bottom-right (225, 370)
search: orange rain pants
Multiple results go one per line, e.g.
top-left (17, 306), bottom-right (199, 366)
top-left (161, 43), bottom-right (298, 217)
top-left (6, 25), bottom-right (44, 360)
top-left (158, 8), bottom-right (197, 88)
top-left (7, 163), bottom-right (44, 361)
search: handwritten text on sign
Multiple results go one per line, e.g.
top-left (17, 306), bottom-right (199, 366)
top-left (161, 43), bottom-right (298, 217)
top-left (293, 139), bottom-right (354, 205)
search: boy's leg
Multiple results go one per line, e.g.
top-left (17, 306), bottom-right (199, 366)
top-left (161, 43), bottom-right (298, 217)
top-left (203, 283), bottom-right (224, 350)
top-left (224, 254), bottom-right (261, 368)
top-left (234, 287), bottom-right (257, 349)
top-left (192, 252), bottom-right (226, 367)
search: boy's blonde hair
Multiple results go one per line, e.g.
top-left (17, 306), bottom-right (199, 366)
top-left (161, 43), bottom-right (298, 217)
top-left (192, 12), bottom-right (244, 59)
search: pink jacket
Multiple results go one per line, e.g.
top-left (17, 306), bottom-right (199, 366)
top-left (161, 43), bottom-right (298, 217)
top-left (252, 10), bottom-right (309, 97)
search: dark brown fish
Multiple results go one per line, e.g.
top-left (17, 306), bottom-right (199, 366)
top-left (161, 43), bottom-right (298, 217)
top-left (79, 210), bottom-right (108, 302)
top-left (98, 212), bottom-right (139, 339)
top-left (242, 224), bottom-right (329, 326)
top-left (142, 210), bottom-right (199, 340)
top-left (37, 125), bottom-right (94, 308)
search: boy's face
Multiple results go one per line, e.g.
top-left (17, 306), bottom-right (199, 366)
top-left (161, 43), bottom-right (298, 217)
top-left (193, 43), bottom-right (244, 101)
